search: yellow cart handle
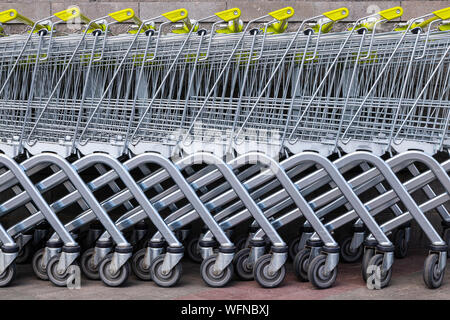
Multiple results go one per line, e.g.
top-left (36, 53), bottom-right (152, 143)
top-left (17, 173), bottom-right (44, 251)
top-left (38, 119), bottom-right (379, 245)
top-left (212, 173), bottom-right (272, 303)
top-left (54, 7), bottom-right (106, 32)
top-left (394, 7), bottom-right (449, 31)
top-left (108, 8), bottom-right (153, 33)
top-left (215, 8), bottom-right (243, 33)
top-left (266, 7), bottom-right (294, 33)
top-left (0, 9), bottom-right (48, 32)
top-left (161, 8), bottom-right (197, 34)
top-left (308, 7), bottom-right (349, 34)
top-left (351, 6), bottom-right (402, 32)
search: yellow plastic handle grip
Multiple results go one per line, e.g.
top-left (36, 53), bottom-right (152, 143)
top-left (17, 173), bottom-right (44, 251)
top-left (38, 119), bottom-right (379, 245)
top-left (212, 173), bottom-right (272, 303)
top-left (54, 7), bottom-right (81, 22)
top-left (379, 7), bottom-right (403, 21)
top-left (323, 8), bottom-right (349, 21)
top-left (162, 8), bottom-right (188, 22)
top-left (108, 8), bottom-right (135, 22)
top-left (0, 9), bottom-right (35, 25)
top-left (269, 7), bottom-right (294, 21)
top-left (215, 8), bottom-right (241, 22)
top-left (433, 7), bottom-right (450, 20)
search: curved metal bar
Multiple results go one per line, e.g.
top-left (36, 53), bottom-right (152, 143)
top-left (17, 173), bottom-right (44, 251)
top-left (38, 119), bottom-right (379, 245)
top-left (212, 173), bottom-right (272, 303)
top-left (307, 151), bottom-right (448, 246)
top-left (89, 153), bottom-right (233, 247)
top-left (254, 155), bottom-right (450, 241)
top-left (204, 152), bottom-right (392, 246)
top-left (20, 153), bottom-right (129, 247)
top-left (153, 152), bottom-right (287, 247)
top-left (22, 153), bottom-right (182, 247)
top-left (4, 154), bottom-right (207, 237)
top-left (0, 154), bottom-right (77, 246)
top-left (16, 153), bottom-right (228, 247)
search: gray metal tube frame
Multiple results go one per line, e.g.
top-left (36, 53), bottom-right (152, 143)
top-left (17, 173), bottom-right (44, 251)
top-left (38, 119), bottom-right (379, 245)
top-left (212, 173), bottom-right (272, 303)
top-left (252, 152), bottom-right (449, 241)
top-left (92, 153), bottom-right (233, 247)
top-left (20, 153), bottom-right (130, 247)
top-left (152, 152), bottom-right (287, 247)
top-left (306, 152), bottom-right (448, 246)
top-left (202, 152), bottom-right (392, 246)
top-left (0, 154), bottom-right (76, 249)
top-left (14, 153), bottom-right (183, 247)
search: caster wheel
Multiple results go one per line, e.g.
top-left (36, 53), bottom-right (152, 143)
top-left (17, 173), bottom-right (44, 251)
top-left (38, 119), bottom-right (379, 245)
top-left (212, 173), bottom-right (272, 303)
top-left (47, 255), bottom-right (77, 287)
top-left (423, 253), bottom-right (445, 289)
top-left (233, 248), bottom-right (253, 281)
top-left (235, 236), bottom-right (248, 251)
top-left (288, 237), bottom-right (301, 261)
top-left (98, 254), bottom-right (130, 287)
top-left (186, 237), bottom-right (202, 264)
top-left (150, 254), bottom-right (182, 287)
top-left (134, 233), bottom-right (150, 252)
top-left (200, 254), bottom-right (233, 287)
top-left (393, 229), bottom-right (408, 259)
top-left (253, 254), bottom-right (286, 288)
top-left (443, 229), bottom-right (450, 255)
top-left (32, 248), bottom-right (48, 280)
top-left (340, 237), bottom-right (363, 263)
top-left (131, 248), bottom-right (151, 281)
top-left (293, 248), bottom-right (310, 282)
top-left (0, 263), bottom-right (16, 287)
top-left (366, 254), bottom-right (392, 289)
top-left (308, 254), bottom-right (337, 289)
top-left (15, 244), bottom-right (31, 264)
top-left (80, 248), bottom-right (100, 280)
top-left (361, 248), bottom-right (375, 282)
top-left (78, 231), bottom-right (89, 252)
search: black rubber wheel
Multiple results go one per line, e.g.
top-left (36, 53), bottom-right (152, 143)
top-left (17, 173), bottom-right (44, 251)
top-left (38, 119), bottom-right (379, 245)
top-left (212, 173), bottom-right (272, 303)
top-left (98, 254), bottom-right (130, 287)
top-left (361, 248), bottom-right (375, 282)
top-left (80, 248), bottom-right (100, 280)
top-left (235, 236), bottom-right (248, 251)
top-left (253, 254), bottom-right (286, 288)
top-left (200, 254), bottom-right (233, 287)
top-left (308, 254), bottom-right (337, 289)
top-left (47, 255), bottom-right (75, 287)
top-left (131, 248), bottom-right (152, 281)
top-left (233, 248), bottom-right (253, 281)
top-left (423, 253), bottom-right (445, 289)
top-left (150, 254), bottom-right (183, 287)
top-left (393, 229), bottom-right (408, 259)
top-left (366, 254), bottom-right (392, 289)
top-left (288, 237), bottom-right (301, 261)
top-left (293, 248), bottom-right (310, 282)
top-left (15, 244), bottom-right (31, 264)
top-left (186, 237), bottom-right (202, 264)
top-left (340, 236), bottom-right (363, 263)
top-left (31, 248), bottom-right (48, 280)
top-left (0, 263), bottom-right (16, 287)
top-left (443, 229), bottom-right (450, 255)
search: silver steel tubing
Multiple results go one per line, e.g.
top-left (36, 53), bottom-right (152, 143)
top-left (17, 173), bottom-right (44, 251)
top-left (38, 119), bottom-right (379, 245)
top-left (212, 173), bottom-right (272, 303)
top-left (88, 152), bottom-right (233, 247)
top-left (0, 154), bottom-right (77, 247)
top-left (318, 151), bottom-right (450, 246)
top-left (16, 153), bottom-right (130, 247)
top-left (202, 152), bottom-right (393, 247)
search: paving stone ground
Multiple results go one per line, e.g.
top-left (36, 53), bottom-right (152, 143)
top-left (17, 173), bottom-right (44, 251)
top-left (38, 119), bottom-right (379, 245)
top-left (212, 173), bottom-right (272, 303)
top-left (1, 249), bottom-right (449, 300)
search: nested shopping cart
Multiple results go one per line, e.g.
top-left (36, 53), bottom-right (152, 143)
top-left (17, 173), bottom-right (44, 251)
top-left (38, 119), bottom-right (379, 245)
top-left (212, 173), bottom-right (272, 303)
top-left (0, 4), bottom-right (448, 292)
